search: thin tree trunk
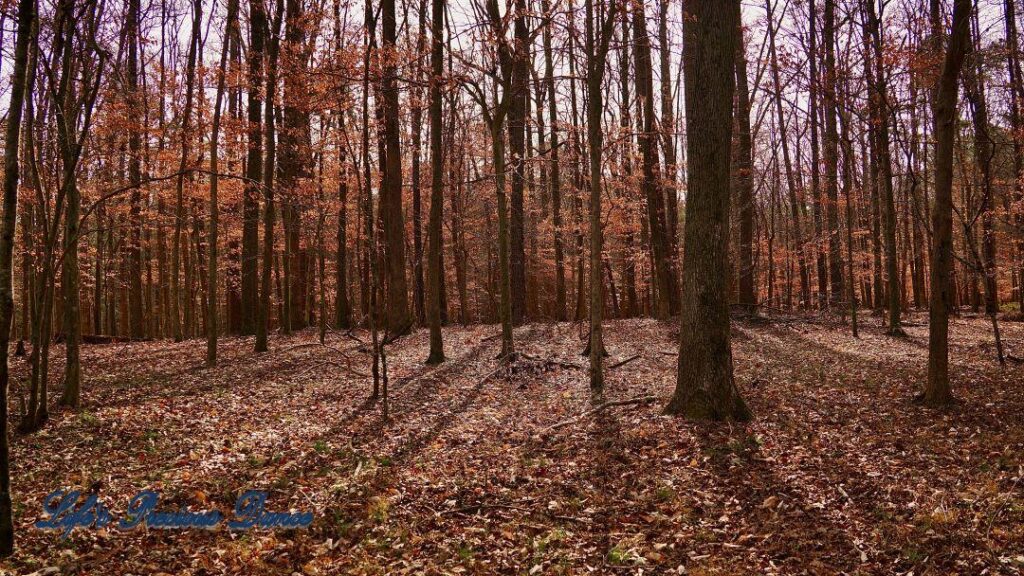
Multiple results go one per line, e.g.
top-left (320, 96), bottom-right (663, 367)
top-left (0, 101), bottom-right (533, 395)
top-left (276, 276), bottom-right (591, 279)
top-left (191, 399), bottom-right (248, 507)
top-left (925, 0), bottom-right (971, 406)
top-left (867, 0), bottom-right (904, 333)
top-left (766, 0), bottom-right (809, 308)
top-left (823, 0), bottom-right (843, 306)
top-left (380, 0), bottom-right (411, 336)
top-left (633, 0), bottom-right (678, 319)
top-left (584, 0), bottom-right (616, 393)
top-left (411, 0), bottom-right (427, 327)
top-left (241, 0), bottom-right (266, 336)
top-left (425, 0), bottom-right (446, 364)
top-left (207, 0), bottom-right (237, 366)
top-left (256, 0), bottom-right (283, 352)
top-left (172, 0), bottom-right (202, 342)
top-left (734, 22), bottom-right (756, 312)
top-left (542, 0), bottom-right (566, 321)
top-left (0, 0), bottom-right (36, 553)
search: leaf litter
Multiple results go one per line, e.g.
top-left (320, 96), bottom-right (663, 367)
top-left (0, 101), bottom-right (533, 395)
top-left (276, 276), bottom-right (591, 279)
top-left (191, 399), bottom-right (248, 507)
top-left (3, 314), bottom-right (1024, 575)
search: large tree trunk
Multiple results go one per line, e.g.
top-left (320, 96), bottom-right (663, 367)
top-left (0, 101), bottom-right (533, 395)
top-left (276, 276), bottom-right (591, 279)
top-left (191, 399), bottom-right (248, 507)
top-left (666, 0), bottom-right (750, 422)
top-left (924, 0), bottom-right (971, 406)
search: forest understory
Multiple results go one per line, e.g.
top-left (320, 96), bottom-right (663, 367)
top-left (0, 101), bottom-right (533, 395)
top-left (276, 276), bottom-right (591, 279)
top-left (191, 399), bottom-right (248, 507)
top-left (3, 314), bottom-right (1024, 575)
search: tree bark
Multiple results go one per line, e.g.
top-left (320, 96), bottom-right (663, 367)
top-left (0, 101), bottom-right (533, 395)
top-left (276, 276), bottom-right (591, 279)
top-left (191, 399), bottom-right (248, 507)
top-left (866, 0), bottom-right (904, 333)
top-left (207, 0), bottom-right (238, 365)
top-left (380, 0), bottom-right (412, 335)
top-left (0, 0), bottom-right (35, 553)
top-left (542, 0), bottom-right (566, 321)
top-left (766, 0), bottom-right (810, 308)
top-left (242, 0), bottom-right (266, 336)
top-left (666, 0), bottom-right (751, 421)
top-left (925, 0), bottom-right (971, 407)
top-left (734, 22), bottom-right (756, 312)
top-left (633, 1), bottom-right (679, 319)
top-left (822, 0), bottom-right (843, 306)
top-left (256, 0), bottom-right (283, 352)
top-left (426, 0), bottom-right (446, 364)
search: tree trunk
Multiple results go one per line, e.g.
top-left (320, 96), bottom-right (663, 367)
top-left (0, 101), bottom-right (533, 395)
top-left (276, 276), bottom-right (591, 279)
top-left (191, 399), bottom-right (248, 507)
top-left (127, 0), bottom-right (144, 338)
top-left (172, 0), bottom-right (201, 342)
top-left (426, 0), bottom-right (446, 364)
top-left (542, 0), bottom-right (566, 321)
top-left (658, 0), bottom-right (679, 265)
top-left (734, 23), bottom-right (756, 312)
top-left (1005, 0), bottom-right (1024, 312)
top-left (207, 0), bottom-right (237, 366)
top-left (411, 0), bottom-right (427, 327)
top-left (0, 0), bottom-right (36, 553)
top-left (241, 0), bottom-right (266, 336)
top-left (962, 16), bottom-right (997, 316)
top-left (632, 1), bottom-right (679, 319)
top-left (666, 0), bottom-right (750, 421)
top-left (508, 0), bottom-right (528, 324)
top-left (766, 0), bottom-right (810, 308)
top-left (584, 0), bottom-right (616, 393)
top-left (823, 0), bottom-right (843, 306)
top-left (925, 0), bottom-right (970, 406)
top-left (867, 0), bottom-right (904, 333)
top-left (256, 0), bottom-right (282, 351)
top-left (380, 0), bottom-right (412, 336)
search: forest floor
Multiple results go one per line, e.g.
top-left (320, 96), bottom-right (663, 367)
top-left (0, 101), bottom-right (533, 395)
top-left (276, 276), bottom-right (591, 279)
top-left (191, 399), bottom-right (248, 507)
top-left (2, 313), bottom-right (1024, 575)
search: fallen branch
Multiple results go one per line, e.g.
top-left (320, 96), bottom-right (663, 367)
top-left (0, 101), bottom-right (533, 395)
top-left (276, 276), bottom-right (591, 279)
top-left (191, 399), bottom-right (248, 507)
top-left (519, 352), bottom-right (583, 370)
top-left (609, 354), bottom-right (641, 370)
top-left (542, 359), bottom-right (584, 370)
top-left (539, 396), bottom-right (660, 434)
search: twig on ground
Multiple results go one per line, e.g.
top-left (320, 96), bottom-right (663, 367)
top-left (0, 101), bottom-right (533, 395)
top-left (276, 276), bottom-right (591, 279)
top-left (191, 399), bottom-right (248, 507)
top-left (538, 396), bottom-right (661, 434)
top-left (609, 354), bottom-right (641, 370)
